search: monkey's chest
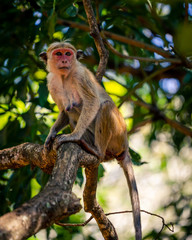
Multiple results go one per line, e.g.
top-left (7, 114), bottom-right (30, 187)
top-left (49, 81), bottom-right (82, 112)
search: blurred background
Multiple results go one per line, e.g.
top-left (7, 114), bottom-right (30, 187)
top-left (0, 0), bottom-right (191, 239)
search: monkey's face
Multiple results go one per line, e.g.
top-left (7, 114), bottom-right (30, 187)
top-left (48, 48), bottom-right (76, 74)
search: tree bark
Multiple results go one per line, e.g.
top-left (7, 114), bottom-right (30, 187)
top-left (0, 143), bottom-right (83, 240)
top-left (83, 167), bottom-right (118, 240)
top-left (0, 142), bottom-right (55, 174)
top-left (0, 142), bottom-right (117, 240)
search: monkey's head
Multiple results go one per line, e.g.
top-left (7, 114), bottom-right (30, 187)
top-left (39, 42), bottom-right (84, 75)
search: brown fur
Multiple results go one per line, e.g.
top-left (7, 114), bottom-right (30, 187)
top-left (40, 41), bottom-right (142, 240)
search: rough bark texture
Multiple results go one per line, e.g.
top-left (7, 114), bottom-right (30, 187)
top-left (0, 141), bottom-right (118, 240)
top-left (0, 142), bottom-right (55, 174)
top-left (83, 167), bottom-right (118, 240)
top-left (0, 143), bottom-right (82, 240)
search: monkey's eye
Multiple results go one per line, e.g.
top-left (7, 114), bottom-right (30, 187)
top-left (55, 52), bottom-right (62, 56)
top-left (65, 52), bottom-right (72, 56)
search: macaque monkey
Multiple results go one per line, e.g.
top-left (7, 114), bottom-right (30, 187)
top-left (40, 41), bottom-right (142, 240)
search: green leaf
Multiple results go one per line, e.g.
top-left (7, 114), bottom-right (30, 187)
top-left (129, 148), bottom-right (147, 166)
top-left (38, 82), bottom-right (49, 107)
top-left (98, 164), bottom-right (105, 181)
top-left (66, 5), bottom-right (78, 17)
top-left (76, 167), bottom-right (84, 187)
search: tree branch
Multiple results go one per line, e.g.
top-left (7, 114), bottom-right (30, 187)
top-left (0, 143), bottom-right (83, 240)
top-left (132, 94), bottom-right (192, 137)
top-left (0, 143), bottom-right (55, 174)
top-left (119, 65), bottom-right (176, 108)
top-left (103, 37), bottom-right (182, 64)
top-left (56, 209), bottom-right (174, 239)
top-left (83, 167), bottom-right (118, 240)
top-left (127, 118), bottom-right (153, 135)
top-left (82, 0), bottom-right (109, 82)
top-left (0, 141), bottom-right (118, 240)
top-left (57, 19), bottom-right (172, 58)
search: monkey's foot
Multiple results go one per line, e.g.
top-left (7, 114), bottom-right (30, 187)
top-left (54, 135), bottom-right (100, 159)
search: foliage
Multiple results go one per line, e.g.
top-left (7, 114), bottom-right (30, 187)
top-left (0, 0), bottom-right (192, 239)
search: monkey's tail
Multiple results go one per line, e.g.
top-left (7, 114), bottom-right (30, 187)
top-left (118, 153), bottom-right (142, 240)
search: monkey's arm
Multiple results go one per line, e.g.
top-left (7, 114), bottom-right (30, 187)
top-left (56, 73), bottom-right (100, 144)
top-left (45, 110), bottom-right (69, 150)
top-left (72, 76), bottom-right (100, 137)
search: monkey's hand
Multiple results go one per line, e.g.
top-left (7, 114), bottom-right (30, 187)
top-left (54, 133), bottom-right (80, 150)
top-left (44, 131), bottom-right (57, 152)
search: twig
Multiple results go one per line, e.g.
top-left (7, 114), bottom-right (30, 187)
top-left (132, 94), bottom-right (192, 137)
top-left (140, 210), bottom-right (174, 240)
top-left (56, 209), bottom-right (174, 239)
top-left (127, 118), bottom-right (153, 135)
top-left (103, 37), bottom-right (182, 64)
top-left (118, 64), bottom-right (176, 108)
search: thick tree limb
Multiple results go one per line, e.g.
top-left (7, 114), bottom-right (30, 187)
top-left (0, 143), bottom-right (55, 174)
top-left (0, 141), bottom-right (99, 172)
top-left (0, 192), bottom-right (81, 240)
top-left (0, 143), bottom-right (83, 240)
top-left (0, 142), bottom-right (118, 240)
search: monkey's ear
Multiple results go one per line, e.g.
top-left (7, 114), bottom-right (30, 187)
top-left (39, 52), bottom-right (47, 64)
top-left (76, 49), bottom-right (84, 60)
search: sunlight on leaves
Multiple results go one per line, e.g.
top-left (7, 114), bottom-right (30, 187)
top-left (48, 94), bottom-right (55, 104)
top-left (125, 118), bottom-right (133, 131)
top-left (53, 31), bottom-right (64, 40)
top-left (103, 81), bottom-right (127, 96)
top-left (34, 35), bottom-right (40, 43)
top-left (34, 69), bottom-right (47, 80)
top-left (0, 112), bottom-right (11, 130)
top-left (13, 99), bottom-right (29, 114)
top-left (31, 178), bottom-right (41, 198)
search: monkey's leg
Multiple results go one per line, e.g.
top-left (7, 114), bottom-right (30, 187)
top-left (73, 101), bottom-right (113, 159)
top-left (118, 153), bottom-right (142, 240)
top-left (94, 101), bottom-right (113, 160)
top-left (77, 139), bottom-right (101, 158)
top-left (45, 111), bottom-right (69, 151)
top-left (83, 167), bottom-right (118, 240)
top-left (55, 127), bottom-right (101, 158)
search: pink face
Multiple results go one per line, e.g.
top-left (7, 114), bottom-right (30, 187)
top-left (52, 48), bottom-right (75, 70)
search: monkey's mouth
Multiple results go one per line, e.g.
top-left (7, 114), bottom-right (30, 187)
top-left (59, 67), bottom-right (70, 70)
